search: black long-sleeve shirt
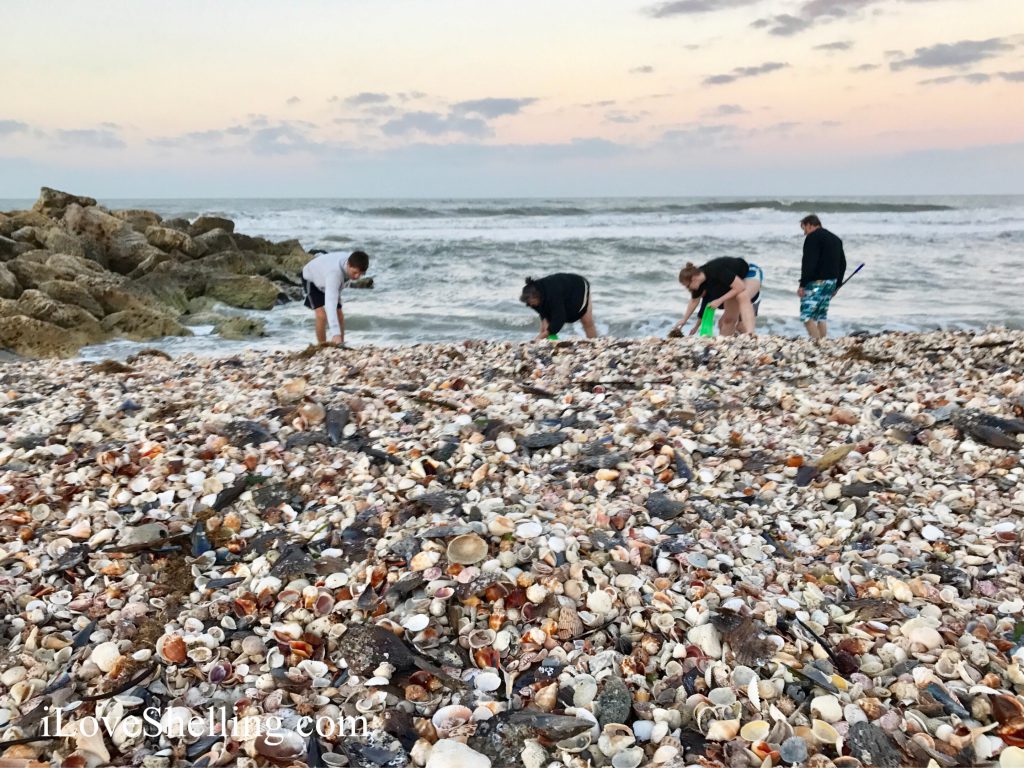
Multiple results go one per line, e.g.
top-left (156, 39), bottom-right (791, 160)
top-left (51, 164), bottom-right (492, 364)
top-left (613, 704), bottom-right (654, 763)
top-left (801, 228), bottom-right (847, 287)
top-left (526, 273), bottom-right (590, 335)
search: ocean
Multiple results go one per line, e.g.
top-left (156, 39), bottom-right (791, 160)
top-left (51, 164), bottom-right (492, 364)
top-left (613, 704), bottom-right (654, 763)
top-left (4, 195), bottom-right (1023, 359)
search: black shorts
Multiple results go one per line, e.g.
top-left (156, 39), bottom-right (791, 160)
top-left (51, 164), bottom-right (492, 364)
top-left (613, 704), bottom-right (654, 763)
top-left (302, 278), bottom-right (341, 310)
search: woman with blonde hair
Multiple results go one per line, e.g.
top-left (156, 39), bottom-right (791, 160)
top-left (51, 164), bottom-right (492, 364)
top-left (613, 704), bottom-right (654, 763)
top-left (669, 257), bottom-right (762, 337)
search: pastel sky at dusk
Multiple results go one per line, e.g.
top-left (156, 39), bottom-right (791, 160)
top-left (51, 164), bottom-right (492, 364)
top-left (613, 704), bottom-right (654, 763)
top-left (1, 0), bottom-right (1022, 197)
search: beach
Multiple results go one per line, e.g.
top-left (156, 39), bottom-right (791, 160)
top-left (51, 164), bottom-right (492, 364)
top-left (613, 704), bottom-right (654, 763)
top-left (0, 328), bottom-right (1022, 767)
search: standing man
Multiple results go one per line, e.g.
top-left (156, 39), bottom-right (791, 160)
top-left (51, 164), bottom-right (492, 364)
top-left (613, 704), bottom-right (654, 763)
top-left (798, 215), bottom-right (846, 341)
top-left (302, 250), bottom-right (369, 346)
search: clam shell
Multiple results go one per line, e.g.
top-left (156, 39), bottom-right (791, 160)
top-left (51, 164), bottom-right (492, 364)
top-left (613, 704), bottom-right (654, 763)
top-left (447, 534), bottom-right (488, 565)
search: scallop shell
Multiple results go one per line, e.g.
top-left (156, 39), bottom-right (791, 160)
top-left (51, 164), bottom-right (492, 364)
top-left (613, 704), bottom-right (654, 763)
top-left (156, 633), bottom-right (187, 664)
top-left (558, 606), bottom-right (584, 639)
top-left (447, 534), bottom-right (488, 565)
top-left (740, 720), bottom-right (770, 742)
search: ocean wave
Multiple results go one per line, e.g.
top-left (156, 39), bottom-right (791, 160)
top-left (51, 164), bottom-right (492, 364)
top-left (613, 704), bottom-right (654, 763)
top-left (327, 200), bottom-right (955, 220)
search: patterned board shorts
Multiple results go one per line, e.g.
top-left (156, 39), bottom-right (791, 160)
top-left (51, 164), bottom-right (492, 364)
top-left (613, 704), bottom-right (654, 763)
top-left (800, 279), bottom-right (838, 322)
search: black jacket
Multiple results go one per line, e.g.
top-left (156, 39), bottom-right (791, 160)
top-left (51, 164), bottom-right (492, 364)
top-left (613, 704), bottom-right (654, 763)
top-left (801, 227), bottom-right (846, 286)
top-left (526, 273), bottom-right (590, 335)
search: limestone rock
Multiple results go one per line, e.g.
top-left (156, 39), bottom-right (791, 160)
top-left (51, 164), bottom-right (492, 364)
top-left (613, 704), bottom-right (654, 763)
top-left (5, 258), bottom-right (59, 289)
top-left (0, 213), bottom-right (13, 237)
top-left (201, 250), bottom-right (273, 275)
top-left (160, 217), bottom-right (191, 233)
top-left (39, 279), bottom-right (105, 318)
top-left (130, 263), bottom-right (209, 312)
top-left (113, 209), bottom-right (163, 233)
top-left (0, 263), bottom-right (20, 299)
top-left (32, 187), bottom-right (97, 218)
top-left (190, 215), bottom-right (235, 236)
top-left (205, 274), bottom-right (280, 310)
top-left (6, 210), bottom-right (51, 230)
top-left (0, 315), bottom-right (86, 358)
top-left (64, 203), bottom-right (163, 274)
top-left (47, 253), bottom-right (109, 281)
top-left (42, 227), bottom-right (89, 260)
top-left (84, 280), bottom-right (153, 316)
top-left (11, 226), bottom-right (42, 245)
top-left (145, 225), bottom-right (203, 257)
top-left (101, 309), bottom-right (192, 341)
top-left (194, 228), bottom-right (238, 254)
top-left (10, 289), bottom-right (107, 340)
top-left (182, 311), bottom-right (229, 327)
top-left (0, 235), bottom-right (17, 257)
top-left (216, 316), bottom-right (266, 339)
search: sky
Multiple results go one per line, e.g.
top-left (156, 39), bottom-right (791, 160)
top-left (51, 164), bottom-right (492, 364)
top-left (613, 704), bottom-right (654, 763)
top-left (1, 0), bottom-right (1022, 197)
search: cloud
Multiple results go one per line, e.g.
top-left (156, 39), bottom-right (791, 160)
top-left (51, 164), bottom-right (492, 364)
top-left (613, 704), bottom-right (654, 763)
top-left (660, 123), bottom-right (738, 147)
top-left (286, 96), bottom-right (301, 106)
top-left (645, 0), bottom-right (758, 17)
top-left (344, 92), bottom-right (390, 107)
top-left (753, 0), bottom-right (949, 37)
top-left (752, 15), bottom-right (808, 37)
top-left (704, 61), bottom-right (789, 85)
top-left (821, 120), bottom-right (842, 127)
top-left (380, 111), bottom-right (492, 139)
top-left (247, 124), bottom-right (325, 155)
top-left (54, 128), bottom-right (125, 149)
top-left (851, 63), bottom-right (879, 72)
top-left (604, 110), bottom-right (649, 124)
top-left (452, 98), bottom-right (537, 118)
top-left (890, 38), bottom-right (1016, 71)
top-left (712, 104), bottom-right (748, 115)
top-left (583, 100), bottom-right (617, 108)
top-left (1001, 70), bottom-right (1024, 82)
top-left (631, 65), bottom-right (655, 74)
top-left (149, 129), bottom-right (230, 148)
top-left (0, 120), bottom-right (29, 136)
top-left (815, 41), bottom-right (853, 51)
top-left (920, 72), bottom-right (992, 85)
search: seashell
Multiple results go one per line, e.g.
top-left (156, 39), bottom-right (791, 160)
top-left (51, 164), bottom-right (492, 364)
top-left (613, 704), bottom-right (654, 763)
top-left (355, 691), bottom-right (387, 714)
top-left (812, 718), bottom-right (840, 746)
top-left (208, 660), bottom-right (233, 684)
top-left (598, 724), bottom-right (637, 756)
top-left (516, 521), bottom-right (543, 539)
top-left (612, 746), bottom-right (644, 768)
top-left (255, 729), bottom-right (305, 760)
top-left (402, 614), bottom-right (431, 632)
top-left (447, 534), bottom-right (488, 565)
top-left (432, 704), bottom-right (473, 736)
top-left (156, 633), bottom-right (187, 664)
top-left (705, 719), bottom-right (740, 741)
top-left (474, 672), bottom-right (501, 692)
top-left (90, 641), bottom-right (122, 673)
top-left (468, 628), bottom-right (496, 648)
top-left (741, 720), bottom-right (770, 742)
top-left (1001, 747), bottom-right (1024, 767)
top-left (187, 647), bottom-right (213, 663)
top-left (496, 437), bottom-right (516, 453)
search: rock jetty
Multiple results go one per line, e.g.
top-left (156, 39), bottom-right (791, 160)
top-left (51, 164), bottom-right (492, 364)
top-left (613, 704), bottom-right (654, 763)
top-left (0, 187), bottom-right (362, 358)
top-left (0, 329), bottom-right (1022, 767)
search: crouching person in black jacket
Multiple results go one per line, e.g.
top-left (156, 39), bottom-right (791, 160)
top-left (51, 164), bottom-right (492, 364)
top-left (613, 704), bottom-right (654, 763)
top-left (519, 273), bottom-right (598, 340)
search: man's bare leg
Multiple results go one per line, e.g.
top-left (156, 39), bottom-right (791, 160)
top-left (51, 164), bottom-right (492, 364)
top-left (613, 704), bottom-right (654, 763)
top-left (314, 308), bottom-right (327, 344)
top-left (580, 303), bottom-right (598, 338)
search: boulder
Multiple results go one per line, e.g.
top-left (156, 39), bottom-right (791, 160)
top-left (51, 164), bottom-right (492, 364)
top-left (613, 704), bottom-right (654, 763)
top-left (0, 235), bottom-right (17, 257)
top-left (279, 249), bottom-right (312, 274)
top-left (32, 187), bottom-right (97, 218)
top-left (145, 225), bottom-right (204, 258)
top-left (231, 233), bottom-right (277, 252)
top-left (101, 309), bottom-right (192, 342)
top-left (265, 238), bottom-right (307, 257)
top-left (201, 250), bottom-right (274, 275)
top-left (194, 228), bottom-right (238, 254)
top-left (42, 227), bottom-right (88, 260)
top-left (11, 226), bottom-right (42, 245)
top-left (47, 253), bottom-right (110, 281)
top-left (83, 280), bottom-right (154, 316)
top-left (0, 263), bottom-right (20, 299)
top-left (6, 210), bottom-right (51, 230)
top-left (39, 279), bottom-right (106, 318)
top-left (64, 203), bottom-right (163, 274)
top-left (182, 311), bottom-right (229, 327)
top-left (5, 258), bottom-right (59, 289)
top-left (0, 214), bottom-right (13, 237)
top-left (204, 274), bottom-right (280, 310)
top-left (0, 315), bottom-right (86, 358)
top-left (216, 316), bottom-right (266, 339)
top-left (186, 295), bottom-right (221, 314)
top-left (126, 249), bottom-right (179, 278)
top-left (129, 262), bottom-right (209, 312)
top-left (190, 215), bottom-right (235, 236)
top-left (113, 209), bottom-right (163, 233)
top-left (161, 217), bottom-right (191, 233)
top-left (11, 290), bottom-right (107, 340)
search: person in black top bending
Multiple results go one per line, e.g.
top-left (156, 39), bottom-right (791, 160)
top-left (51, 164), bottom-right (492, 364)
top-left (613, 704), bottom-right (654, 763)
top-left (519, 273), bottom-right (597, 340)
top-left (670, 257), bottom-right (762, 336)
top-left (798, 214), bottom-right (846, 340)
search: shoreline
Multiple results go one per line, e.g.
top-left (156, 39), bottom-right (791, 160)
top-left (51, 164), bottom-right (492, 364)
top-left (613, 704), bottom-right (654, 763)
top-left (0, 329), bottom-right (1022, 767)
